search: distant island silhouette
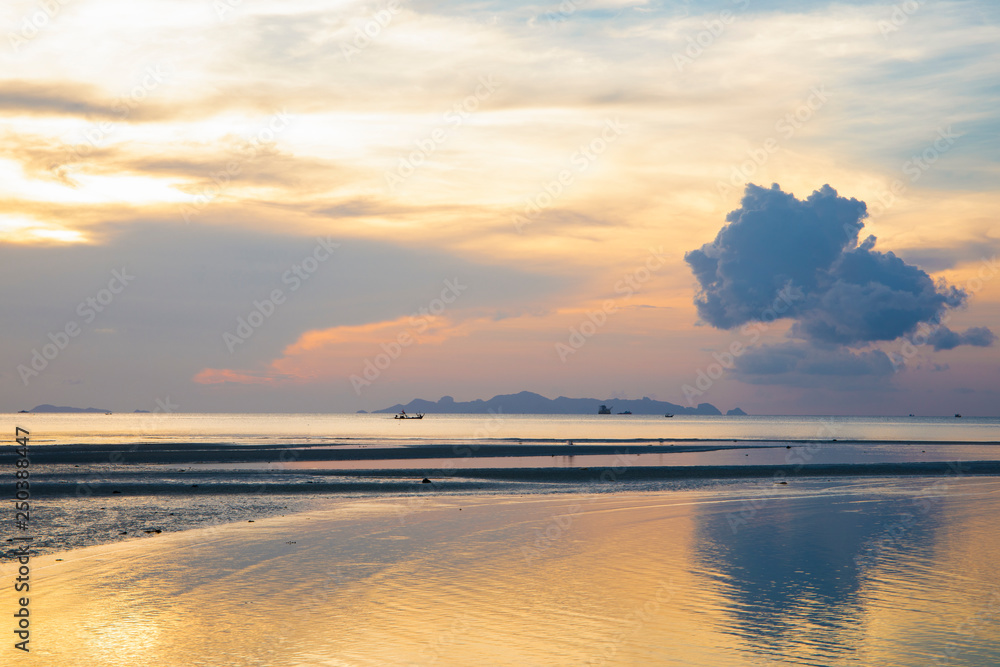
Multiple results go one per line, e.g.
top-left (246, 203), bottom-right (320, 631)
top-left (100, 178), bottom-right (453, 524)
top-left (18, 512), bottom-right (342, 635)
top-left (23, 404), bottom-right (111, 413)
top-left (374, 391), bottom-right (746, 416)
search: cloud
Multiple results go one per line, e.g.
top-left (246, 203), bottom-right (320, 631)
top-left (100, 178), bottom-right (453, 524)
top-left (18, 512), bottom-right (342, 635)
top-left (732, 343), bottom-right (895, 388)
top-left (0, 80), bottom-right (116, 117)
top-left (927, 326), bottom-right (997, 351)
top-left (896, 240), bottom-right (1000, 273)
top-left (686, 183), bottom-right (868, 331)
top-left (0, 79), bottom-right (181, 122)
top-left (685, 183), bottom-right (991, 349)
top-left (193, 313), bottom-right (491, 386)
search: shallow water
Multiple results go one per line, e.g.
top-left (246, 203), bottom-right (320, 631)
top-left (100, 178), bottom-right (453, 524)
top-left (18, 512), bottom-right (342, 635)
top-left (12, 414), bottom-right (1000, 559)
top-left (8, 412), bottom-right (1000, 445)
top-left (7, 477), bottom-right (1000, 666)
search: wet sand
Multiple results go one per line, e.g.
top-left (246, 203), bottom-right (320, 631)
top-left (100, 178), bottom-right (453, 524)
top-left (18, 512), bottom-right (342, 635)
top-left (25, 439), bottom-right (1000, 498)
top-left (26, 461), bottom-right (1000, 497)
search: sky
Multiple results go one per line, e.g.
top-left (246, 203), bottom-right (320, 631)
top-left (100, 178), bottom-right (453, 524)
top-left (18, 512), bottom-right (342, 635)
top-left (1, 0), bottom-right (998, 415)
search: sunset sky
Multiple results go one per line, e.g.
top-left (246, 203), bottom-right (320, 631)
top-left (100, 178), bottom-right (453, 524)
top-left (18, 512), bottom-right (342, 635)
top-left (2, 0), bottom-right (998, 415)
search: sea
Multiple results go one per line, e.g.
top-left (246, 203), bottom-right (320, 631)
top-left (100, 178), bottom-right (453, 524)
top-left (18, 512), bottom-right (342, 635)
top-left (10, 412), bottom-right (1000, 446)
top-left (3, 413), bottom-right (999, 666)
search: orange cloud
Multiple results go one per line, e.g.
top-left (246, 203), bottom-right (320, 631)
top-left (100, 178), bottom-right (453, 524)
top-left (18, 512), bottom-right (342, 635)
top-left (193, 314), bottom-right (490, 386)
top-left (191, 368), bottom-right (298, 385)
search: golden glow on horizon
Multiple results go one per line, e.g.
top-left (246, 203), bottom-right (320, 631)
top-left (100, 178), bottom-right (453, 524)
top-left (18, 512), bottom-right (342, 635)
top-left (0, 214), bottom-right (87, 244)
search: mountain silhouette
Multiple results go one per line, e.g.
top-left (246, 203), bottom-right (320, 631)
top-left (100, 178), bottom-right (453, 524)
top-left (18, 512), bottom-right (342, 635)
top-left (375, 391), bottom-right (743, 415)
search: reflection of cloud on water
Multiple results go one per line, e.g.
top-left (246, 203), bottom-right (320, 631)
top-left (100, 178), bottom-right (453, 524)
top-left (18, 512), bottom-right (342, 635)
top-left (692, 482), bottom-right (941, 656)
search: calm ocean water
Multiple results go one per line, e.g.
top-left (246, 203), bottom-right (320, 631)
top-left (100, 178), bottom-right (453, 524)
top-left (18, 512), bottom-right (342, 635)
top-left (7, 412), bottom-right (1000, 445)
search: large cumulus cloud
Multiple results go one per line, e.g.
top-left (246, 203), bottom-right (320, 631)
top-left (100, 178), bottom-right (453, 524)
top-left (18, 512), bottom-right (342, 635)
top-left (685, 183), bottom-right (993, 385)
top-left (686, 183), bottom-right (991, 348)
top-left (686, 184), bottom-right (868, 332)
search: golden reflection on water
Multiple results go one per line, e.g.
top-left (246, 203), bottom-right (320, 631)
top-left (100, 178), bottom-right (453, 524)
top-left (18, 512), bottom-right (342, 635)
top-left (6, 478), bottom-right (1000, 666)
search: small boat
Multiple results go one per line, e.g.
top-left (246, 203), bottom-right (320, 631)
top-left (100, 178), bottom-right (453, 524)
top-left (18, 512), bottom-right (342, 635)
top-left (394, 412), bottom-right (424, 419)
top-left (955, 413), bottom-right (962, 418)
top-left (664, 414), bottom-right (674, 418)
top-left (617, 410), bottom-right (632, 415)
top-left (598, 404), bottom-right (612, 414)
